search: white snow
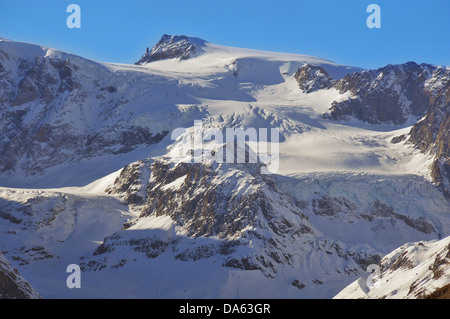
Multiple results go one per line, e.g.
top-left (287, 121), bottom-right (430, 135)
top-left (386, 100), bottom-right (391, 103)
top-left (334, 236), bottom-right (450, 299)
top-left (0, 37), bottom-right (448, 299)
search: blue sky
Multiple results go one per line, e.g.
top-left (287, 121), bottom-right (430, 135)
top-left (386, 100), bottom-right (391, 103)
top-left (0, 0), bottom-right (448, 69)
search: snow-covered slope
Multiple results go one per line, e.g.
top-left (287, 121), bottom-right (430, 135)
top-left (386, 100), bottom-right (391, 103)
top-left (1, 35), bottom-right (437, 186)
top-left (1, 156), bottom-right (448, 298)
top-left (334, 236), bottom-right (450, 299)
top-left (0, 34), bottom-right (448, 299)
top-left (0, 35), bottom-right (362, 188)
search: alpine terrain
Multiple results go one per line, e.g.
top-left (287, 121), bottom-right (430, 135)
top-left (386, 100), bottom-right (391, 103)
top-left (0, 34), bottom-right (448, 299)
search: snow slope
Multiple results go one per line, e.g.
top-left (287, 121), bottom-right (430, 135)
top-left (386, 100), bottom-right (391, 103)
top-left (334, 236), bottom-right (450, 299)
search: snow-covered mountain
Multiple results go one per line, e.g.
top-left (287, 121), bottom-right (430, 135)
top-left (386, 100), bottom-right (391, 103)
top-left (135, 34), bottom-right (208, 64)
top-left (0, 34), bottom-right (448, 298)
top-left (295, 62), bottom-right (450, 197)
top-left (334, 236), bottom-right (450, 299)
top-left (0, 35), bottom-right (360, 188)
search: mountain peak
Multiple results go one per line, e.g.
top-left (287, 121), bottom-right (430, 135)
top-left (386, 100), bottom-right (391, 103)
top-left (135, 34), bottom-right (207, 65)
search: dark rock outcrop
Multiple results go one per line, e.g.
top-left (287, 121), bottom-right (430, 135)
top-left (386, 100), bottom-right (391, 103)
top-left (328, 62), bottom-right (447, 125)
top-left (0, 46), bottom-right (169, 177)
top-left (135, 34), bottom-right (206, 65)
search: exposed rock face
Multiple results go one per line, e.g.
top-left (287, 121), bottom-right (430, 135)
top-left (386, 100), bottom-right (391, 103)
top-left (311, 195), bottom-right (436, 234)
top-left (424, 283), bottom-right (450, 299)
top-left (106, 159), bottom-right (152, 206)
top-left (91, 154), bottom-right (439, 282)
top-left (135, 34), bottom-right (206, 65)
top-left (296, 62), bottom-right (448, 125)
top-left (295, 62), bottom-right (449, 197)
top-left (328, 62), bottom-right (442, 124)
top-left (97, 157), bottom-right (318, 277)
top-left (294, 64), bottom-right (333, 93)
top-left (0, 42), bottom-right (170, 177)
top-left (0, 251), bottom-right (41, 299)
top-left (0, 36), bottom-right (448, 298)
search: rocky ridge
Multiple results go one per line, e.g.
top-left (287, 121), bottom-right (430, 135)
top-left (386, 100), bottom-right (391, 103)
top-left (135, 34), bottom-right (206, 65)
top-left (0, 251), bottom-right (41, 299)
top-left (334, 236), bottom-right (450, 299)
